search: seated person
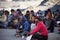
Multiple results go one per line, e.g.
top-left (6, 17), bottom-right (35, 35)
top-left (29, 17), bottom-right (48, 40)
top-left (0, 10), bottom-right (9, 28)
top-left (8, 11), bottom-right (18, 29)
top-left (16, 16), bottom-right (30, 37)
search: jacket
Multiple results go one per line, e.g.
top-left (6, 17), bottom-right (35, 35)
top-left (30, 21), bottom-right (48, 36)
top-left (17, 20), bottom-right (30, 32)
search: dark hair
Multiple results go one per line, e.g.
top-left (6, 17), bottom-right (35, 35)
top-left (26, 10), bottom-right (30, 13)
top-left (17, 9), bottom-right (20, 11)
top-left (30, 10), bottom-right (34, 15)
top-left (30, 10), bottom-right (34, 13)
top-left (36, 16), bottom-right (42, 21)
top-left (38, 17), bottom-right (42, 21)
top-left (45, 9), bottom-right (52, 17)
top-left (18, 11), bottom-right (22, 14)
top-left (4, 10), bottom-right (9, 15)
top-left (17, 9), bottom-right (22, 14)
top-left (11, 9), bottom-right (15, 12)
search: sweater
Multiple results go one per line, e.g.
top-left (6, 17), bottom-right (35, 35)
top-left (30, 21), bottom-right (48, 36)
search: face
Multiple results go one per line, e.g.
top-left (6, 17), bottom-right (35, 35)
top-left (31, 16), bottom-right (35, 22)
top-left (26, 12), bottom-right (30, 15)
top-left (48, 11), bottom-right (52, 18)
top-left (46, 11), bottom-right (52, 19)
top-left (11, 11), bottom-right (14, 14)
top-left (13, 12), bottom-right (17, 16)
top-left (5, 11), bottom-right (9, 16)
top-left (45, 15), bottom-right (49, 19)
top-left (30, 13), bottom-right (32, 17)
top-left (19, 13), bottom-right (23, 16)
top-left (35, 18), bottom-right (39, 24)
top-left (26, 11), bottom-right (30, 15)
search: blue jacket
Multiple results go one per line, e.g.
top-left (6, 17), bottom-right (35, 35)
top-left (8, 14), bottom-right (13, 22)
top-left (23, 21), bottom-right (29, 31)
top-left (17, 20), bottom-right (30, 32)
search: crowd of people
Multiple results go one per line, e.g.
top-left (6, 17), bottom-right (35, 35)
top-left (0, 9), bottom-right (60, 40)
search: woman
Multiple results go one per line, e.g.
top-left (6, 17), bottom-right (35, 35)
top-left (44, 9), bottom-right (56, 32)
top-left (30, 16), bottom-right (36, 31)
top-left (29, 17), bottom-right (48, 40)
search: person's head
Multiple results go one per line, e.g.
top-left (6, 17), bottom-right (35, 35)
top-left (17, 9), bottom-right (20, 12)
top-left (30, 10), bottom-right (34, 13)
top-left (13, 11), bottom-right (17, 16)
top-left (11, 9), bottom-right (15, 14)
top-left (16, 9), bottom-right (22, 14)
top-left (18, 11), bottom-right (23, 16)
top-left (26, 10), bottom-right (30, 15)
top-left (35, 17), bottom-right (42, 24)
top-left (30, 10), bottom-right (34, 15)
top-left (4, 10), bottom-right (9, 16)
top-left (13, 19), bottom-right (18, 25)
top-left (45, 9), bottom-right (52, 19)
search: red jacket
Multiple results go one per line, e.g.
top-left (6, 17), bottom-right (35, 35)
top-left (30, 21), bottom-right (48, 36)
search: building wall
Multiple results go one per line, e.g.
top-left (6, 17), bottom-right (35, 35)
top-left (0, 0), bottom-right (60, 12)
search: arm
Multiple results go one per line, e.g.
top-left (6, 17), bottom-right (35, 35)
top-left (30, 22), bottom-right (42, 35)
top-left (22, 21), bottom-right (29, 31)
top-left (2, 15), bottom-right (7, 22)
top-left (16, 22), bottom-right (20, 29)
top-left (8, 15), bottom-right (12, 22)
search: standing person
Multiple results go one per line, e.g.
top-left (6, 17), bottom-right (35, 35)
top-left (44, 9), bottom-right (56, 32)
top-left (29, 17), bottom-right (48, 40)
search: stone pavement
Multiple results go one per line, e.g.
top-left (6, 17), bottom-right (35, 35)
top-left (0, 29), bottom-right (60, 40)
top-left (48, 33), bottom-right (60, 40)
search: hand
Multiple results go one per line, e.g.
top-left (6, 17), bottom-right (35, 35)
top-left (16, 30), bottom-right (20, 33)
top-left (27, 33), bottom-right (30, 36)
top-left (15, 34), bottom-right (20, 37)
